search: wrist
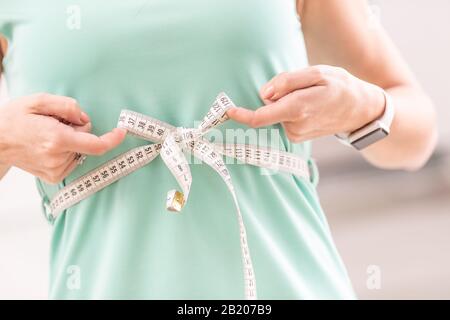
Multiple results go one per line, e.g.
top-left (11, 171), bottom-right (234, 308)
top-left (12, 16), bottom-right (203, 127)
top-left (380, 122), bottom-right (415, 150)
top-left (368, 84), bottom-right (387, 123)
top-left (337, 88), bottom-right (395, 150)
top-left (351, 83), bottom-right (386, 134)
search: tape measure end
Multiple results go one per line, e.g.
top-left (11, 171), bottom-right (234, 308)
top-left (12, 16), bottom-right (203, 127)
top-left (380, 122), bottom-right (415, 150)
top-left (166, 190), bottom-right (185, 213)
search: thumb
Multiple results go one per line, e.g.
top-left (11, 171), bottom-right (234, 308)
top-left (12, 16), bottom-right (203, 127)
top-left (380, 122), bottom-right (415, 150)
top-left (227, 97), bottom-right (293, 128)
top-left (63, 127), bottom-right (127, 156)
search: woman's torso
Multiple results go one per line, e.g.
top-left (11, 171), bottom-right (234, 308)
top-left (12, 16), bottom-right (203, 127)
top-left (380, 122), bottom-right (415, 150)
top-left (0, 0), bottom-right (355, 299)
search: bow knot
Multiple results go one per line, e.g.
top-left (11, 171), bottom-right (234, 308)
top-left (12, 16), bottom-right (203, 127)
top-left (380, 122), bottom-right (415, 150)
top-left (173, 127), bottom-right (198, 147)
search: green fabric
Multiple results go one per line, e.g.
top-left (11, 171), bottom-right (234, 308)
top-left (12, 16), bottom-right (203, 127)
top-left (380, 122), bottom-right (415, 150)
top-left (1, 0), bottom-right (355, 299)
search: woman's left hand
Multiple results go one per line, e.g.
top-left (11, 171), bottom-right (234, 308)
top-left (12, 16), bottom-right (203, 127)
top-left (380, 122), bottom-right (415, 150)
top-left (227, 65), bottom-right (386, 143)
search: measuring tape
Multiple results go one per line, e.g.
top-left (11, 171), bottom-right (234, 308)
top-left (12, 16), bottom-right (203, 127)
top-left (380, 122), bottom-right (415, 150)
top-left (44, 93), bottom-right (313, 300)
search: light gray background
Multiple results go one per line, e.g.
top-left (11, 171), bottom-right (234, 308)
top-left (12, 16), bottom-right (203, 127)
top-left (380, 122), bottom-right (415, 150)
top-left (0, 0), bottom-right (449, 299)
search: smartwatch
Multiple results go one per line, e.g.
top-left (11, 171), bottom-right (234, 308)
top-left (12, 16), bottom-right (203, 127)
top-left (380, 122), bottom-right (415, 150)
top-left (336, 89), bottom-right (395, 150)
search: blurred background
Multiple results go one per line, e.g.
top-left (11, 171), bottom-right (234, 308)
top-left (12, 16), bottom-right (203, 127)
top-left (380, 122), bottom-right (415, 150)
top-left (0, 0), bottom-right (449, 299)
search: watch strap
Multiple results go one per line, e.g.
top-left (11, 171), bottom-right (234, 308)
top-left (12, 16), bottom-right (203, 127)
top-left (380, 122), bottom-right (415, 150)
top-left (336, 89), bottom-right (395, 149)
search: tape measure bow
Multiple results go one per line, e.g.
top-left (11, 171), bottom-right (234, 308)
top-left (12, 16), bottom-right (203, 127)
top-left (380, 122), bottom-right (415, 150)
top-left (46, 92), bottom-right (313, 300)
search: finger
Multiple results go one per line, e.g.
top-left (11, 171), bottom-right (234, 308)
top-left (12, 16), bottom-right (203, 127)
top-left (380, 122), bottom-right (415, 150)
top-left (227, 96), bottom-right (295, 128)
top-left (260, 66), bottom-right (329, 101)
top-left (26, 93), bottom-right (90, 126)
top-left (16, 165), bottom-right (50, 182)
top-left (17, 162), bottom-right (69, 185)
top-left (51, 152), bottom-right (77, 168)
top-left (282, 122), bottom-right (304, 144)
top-left (41, 152), bottom-right (78, 183)
top-left (59, 153), bottom-right (81, 180)
top-left (63, 127), bottom-right (127, 155)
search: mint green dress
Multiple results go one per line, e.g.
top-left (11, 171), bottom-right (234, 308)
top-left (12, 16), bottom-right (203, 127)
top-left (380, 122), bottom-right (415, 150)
top-left (1, 0), bottom-right (356, 299)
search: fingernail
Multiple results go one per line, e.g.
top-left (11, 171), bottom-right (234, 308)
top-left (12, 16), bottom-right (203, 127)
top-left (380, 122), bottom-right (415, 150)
top-left (80, 112), bottom-right (90, 123)
top-left (262, 85), bottom-right (275, 100)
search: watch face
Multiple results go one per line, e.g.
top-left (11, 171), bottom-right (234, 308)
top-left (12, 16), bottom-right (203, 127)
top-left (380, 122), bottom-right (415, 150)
top-left (351, 128), bottom-right (388, 150)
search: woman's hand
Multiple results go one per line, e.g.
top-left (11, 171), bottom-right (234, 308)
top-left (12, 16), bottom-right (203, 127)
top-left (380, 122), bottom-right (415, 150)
top-left (0, 93), bottom-right (126, 184)
top-left (228, 65), bottom-right (386, 143)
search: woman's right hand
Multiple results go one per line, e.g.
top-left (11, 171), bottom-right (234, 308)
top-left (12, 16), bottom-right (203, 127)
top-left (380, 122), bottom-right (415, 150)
top-left (0, 93), bottom-right (126, 184)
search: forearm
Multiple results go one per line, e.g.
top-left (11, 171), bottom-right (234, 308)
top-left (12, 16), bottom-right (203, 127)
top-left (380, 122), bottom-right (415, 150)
top-left (299, 0), bottom-right (438, 171)
top-left (361, 84), bottom-right (438, 171)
